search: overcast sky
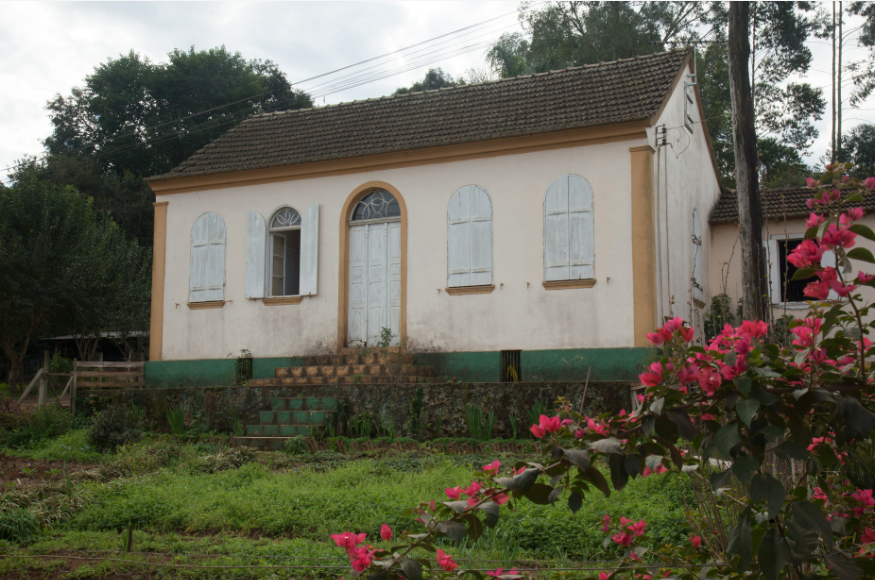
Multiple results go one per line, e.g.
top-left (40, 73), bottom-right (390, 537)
top-left (1, 1), bottom-right (873, 179)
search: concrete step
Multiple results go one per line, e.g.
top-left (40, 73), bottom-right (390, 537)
top-left (234, 437), bottom-right (296, 451)
top-left (269, 397), bottom-right (339, 411)
top-left (248, 375), bottom-right (433, 386)
top-left (259, 410), bottom-right (335, 425)
top-left (246, 424), bottom-right (315, 437)
top-left (302, 353), bottom-right (414, 366)
top-left (275, 364), bottom-right (432, 379)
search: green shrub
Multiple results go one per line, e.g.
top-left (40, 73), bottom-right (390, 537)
top-left (0, 508), bottom-right (40, 542)
top-left (18, 429), bottom-right (102, 463)
top-left (166, 404), bottom-right (185, 434)
top-left (1, 405), bottom-right (72, 449)
top-left (87, 403), bottom-right (143, 453)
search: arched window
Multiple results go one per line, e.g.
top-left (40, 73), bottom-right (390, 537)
top-left (268, 206), bottom-right (302, 296)
top-left (692, 209), bottom-right (704, 303)
top-left (544, 175), bottom-right (594, 281)
top-left (189, 212), bottom-right (226, 303)
top-left (447, 185), bottom-right (493, 287)
top-left (352, 189), bottom-right (400, 221)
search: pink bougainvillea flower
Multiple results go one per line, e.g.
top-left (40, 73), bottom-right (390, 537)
top-left (574, 428), bottom-right (586, 438)
top-left (664, 317), bottom-right (684, 332)
top-left (701, 414), bottom-right (715, 421)
top-left (639, 371), bottom-right (662, 387)
top-left (822, 224), bottom-right (858, 249)
top-left (464, 481), bottom-right (482, 497)
top-left (514, 466), bottom-right (527, 476)
top-left (482, 459), bottom-right (501, 474)
top-left (380, 524), bottom-right (392, 541)
top-left (600, 514), bottom-right (611, 533)
top-left (646, 332), bottom-right (665, 345)
top-left (586, 416), bottom-right (609, 436)
top-left (804, 279), bottom-right (831, 300)
top-left (445, 487), bottom-right (463, 500)
top-left (680, 326), bottom-right (695, 343)
top-left (486, 568), bottom-right (520, 578)
top-left (612, 532), bottom-right (634, 546)
top-left (863, 528), bottom-right (875, 545)
top-left (691, 535), bottom-right (702, 548)
top-left (697, 367), bottom-right (721, 396)
top-left (812, 487), bottom-right (828, 501)
top-left (642, 464), bottom-right (667, 477)
top-left (530, 415), bottom-right (562, 438)
top-left (330, 531), bottom-right (367, 549)
top-left (430, 499), bottom-right (436, 512)
top-left (806, 177), bottom-right (818, 188)
top-left (858, 273), bottom-right (874, 284)
top-left (436, 549), bottom-right (459, 572)
top-left (806, 212), bottom-right (826, 228)
top-left (840, 207), bottom-right (864, 226)
top-left (599, 572), bottom-right (612, 580)
top-left (348, 545), bottom-right (377, 572)
top-left (788, 239), bottom-right (827, 268)
top-left (807, 436), bottom-right (832, 451)
top-left (864, 177), bottom-right (875, 190)
top-left (489, 492), bottom-right (510, 505)
top-left (738, 320), bottom-right (769, 339)
top-left (628, 520), bottom-right (647, 537)
top-left (851, 489), bottom-right (875, 507)
top-left (808, 348), bottom-right (828, 364)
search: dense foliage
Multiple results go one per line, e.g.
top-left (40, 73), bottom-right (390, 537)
top-left (87, 403), bottom-right (144, 453)
top-left (331, 167), bottom-right (875, 580)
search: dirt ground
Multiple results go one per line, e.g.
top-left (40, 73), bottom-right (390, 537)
top-left (0, 456), bottom-right (98, 486)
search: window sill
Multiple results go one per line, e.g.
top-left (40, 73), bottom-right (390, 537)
top-left (771, 301), bottom-right (811, 309)
top-left (694, 298), bottom-right (706, 309)
top-left (542, 279), bottom-right (596, 290)
top-left (188, 301), bottom-right (225, 310)
top-left (262, 296), bottom-right (303, 305)
top-left (445, 285), bottom-right (495, 295)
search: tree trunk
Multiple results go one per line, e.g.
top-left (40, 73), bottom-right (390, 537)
top-left (838, 1), bottom-right (843, 159)
top-left (832, 2), bottom-right (837, 163)
top-left (729, 2), bottom-right (767, 321)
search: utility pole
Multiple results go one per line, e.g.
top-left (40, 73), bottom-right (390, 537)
top-left (838, 1), bottom-right (843, 160)
top-left (729, 2), bottom-right (767, 322)
top-left (832, 1), bottom-right (836, 163)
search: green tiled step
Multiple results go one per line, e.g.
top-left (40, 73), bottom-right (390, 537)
top-left (259, 410), bottom-right (334, 425)
top-left (275, 364), bottom-right (432, 379)
top-left (246, 424), bottom-right (315, 437)
top-left (270, 397), bottom-right (339, 411)
top-left (303, 353), bottom-right (415, 366)
top-left (234, 437), bottom-right (292, 451)
top-left (248, 375), bottom-right (432, 386)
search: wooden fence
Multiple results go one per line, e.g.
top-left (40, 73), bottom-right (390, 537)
top-left (16, 352), bottom-right (144, 414)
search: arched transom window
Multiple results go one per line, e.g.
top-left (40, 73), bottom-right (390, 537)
top-left (268, 206), bottom-right (302, 296)
top-left (352, 189), bottom-right (400, 221)
top-left (270, 207), bottom-right (301, 229)
top-left (544, 175), bottom-right (594, 281)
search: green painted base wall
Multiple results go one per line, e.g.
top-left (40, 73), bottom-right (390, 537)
top-left (145, 348), bottom-right (649, 387)
top-left (145, 357), bottom-right (303, 388)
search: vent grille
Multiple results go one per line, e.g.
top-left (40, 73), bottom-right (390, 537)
top-left (500, 350), bottom-right (521, 383)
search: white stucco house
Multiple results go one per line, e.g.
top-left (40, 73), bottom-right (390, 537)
top-left (144, 48), bottom-right (723, 387)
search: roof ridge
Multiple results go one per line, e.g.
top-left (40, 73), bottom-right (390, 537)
top-left (248, 48), bottom-right (689, 120)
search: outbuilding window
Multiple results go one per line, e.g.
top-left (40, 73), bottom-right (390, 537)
top-left (544, 175), bottom-right (594, 282)
top-left (767, 234), bottom-right (833, 304)
top-left (189, 212), bottom-right (227, 303)
top-left (447, 185), bottom-right (493, 287)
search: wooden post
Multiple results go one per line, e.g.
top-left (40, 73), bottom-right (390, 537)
top-left (71, 359), bottom-right (77, 416)
top-left (38, 351), bottom-right (49, 409)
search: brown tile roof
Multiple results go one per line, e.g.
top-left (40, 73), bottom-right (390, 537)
top-left (153, 49), bottom-right (689, 180)
top-left (710, 186), bottom-right (875, 223)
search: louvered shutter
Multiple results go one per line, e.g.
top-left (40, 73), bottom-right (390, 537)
top-left (448, 186), bottom-right (493, 287)
top-left (299, 203), bottom-right (319, 296)
top-left (245, 210), bottom-right (266, 299)
top-left (545, 175), bottom-right (594, 281)
top-left (189, 212), bottom-right (226, 302)
top-left (692, 209), bottom-right (704, 302)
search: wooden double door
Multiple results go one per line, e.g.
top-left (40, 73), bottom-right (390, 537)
top-left (347, 220), bottom-right (401, 347)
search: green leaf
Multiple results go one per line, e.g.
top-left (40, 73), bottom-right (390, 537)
top-left (784, 521), bottom-right (819, 559)
top-left (494, 468), bottom-right (538, 492)
top-left (589, 437), bottom-right (623, 454)
top-left (443, 501), bottom-right (468, 514)
top-left (664, 408), bottom-right (698, 441)
top-left (772, 441), bottom-right (810, 461)
top-left (563, 448), bottom-right (590, 470)
top-left (791, 501), bottom-right (833, 544)
top-left (792, 266), bottom-right (816, 281)
top-left (709, 469), bottom-right (732, 491)
top-left (727, 506), bottom-right (752, 574)
top-left (655, 414), bottom-right (679, 442)
top-left (758, 525), bottom-right (790, 580)
top-left (821, 303), bottom-right (846, 336)
top-left (731, 453), bottom-right (759, 485)
top-left (548, 485), bottom-right (563, 505)
top-left (523, 483), bottom-right (553, 505)
top-left (709, 423), bottom-right (739, 460)
top-left (751, 474), bottom-right (786, 520)
top-left (400, 558), bottom-right (423, 580)
top-left (734, 376), bottom-right (752, 396)
top-left (649, 396), bottom-right (665, 415)
top-left (437, 521), bottom-right (466, 543)
top-left (825, 554), bottom-right (864, 580)
top-left (623, 454), bottom-right (641, 478)
top-left (582, 465), bottom-right (610, 498)
top-left (464, 513), bottom-right (484, 541)
top-left (752, 388), bottom-right (779, 406)
top-left (608, 453), bottom-right (629, 491)
top-left (845, 191), bottom-right (865, 203)
top-left (642, 416), bottom-right (656, 436)
top-left (568, 490), bottom-right (583, 513)
top-left (840, 396), bottom-right (875, 437)
top-left (645, 455), bottom-right (663, 470)
top-left (736, 398), bottom-right (760, 427)
top-left (847, 247), bottom-right (875, 264)
top-left (478, 502), bottom-right (500, 528)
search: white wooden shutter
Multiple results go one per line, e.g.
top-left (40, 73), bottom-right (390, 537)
top-left (189, 212), bottom-right (226, 302)
top-left (448, 185), bottom-right (493, 287)
top-left (300, 203), bottom-right (319, 296)
top-left (544, 175), bottom-right (593, 281)
top-left (692, 209), bottom-right (704, 303)
top-left (245, 210), bottom-right (266, 299)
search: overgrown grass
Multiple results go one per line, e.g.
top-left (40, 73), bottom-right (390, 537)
top-left (12, 429), bottom-right (103, 463)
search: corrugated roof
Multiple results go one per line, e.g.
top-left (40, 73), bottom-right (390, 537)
top-left (710, 186), bottom-right (875, 223)
top-left (153, 49), bottom-right (689, 180)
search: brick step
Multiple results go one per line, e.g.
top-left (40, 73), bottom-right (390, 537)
top-left (276, 364), bottom-right (431, 379)
top-left (259, 409), bottom-right (335, 425)
top-left (249, 375), bottom-right (434, 386)
top-left (269, 397), bottom-right (339, 411)
top-left (246, 424), bottom-right (316, 437)
top-left (302, 353), bottom-right (414, 366)
top-left (234, 437), bottom-right (295, 451)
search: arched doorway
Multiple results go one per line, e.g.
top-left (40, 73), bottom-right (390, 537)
top-left (338, 183), bottom-right (407, 349)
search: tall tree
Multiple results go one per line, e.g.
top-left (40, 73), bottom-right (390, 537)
top-left (843, 123), bottom-right (875, 178)
top-left (847, 1), bottom-right (875, 107)
top-left (729, 3), bottom-right (767, 321)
